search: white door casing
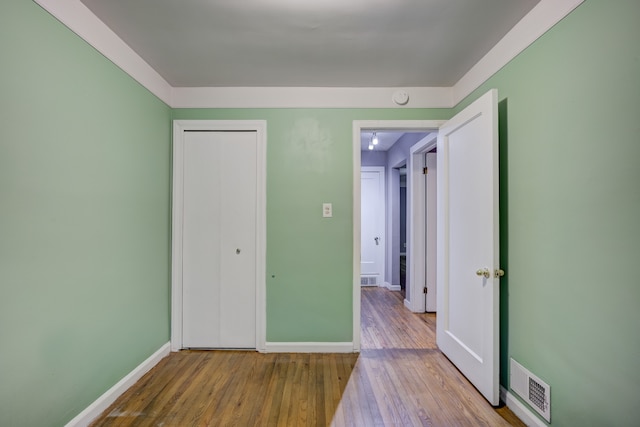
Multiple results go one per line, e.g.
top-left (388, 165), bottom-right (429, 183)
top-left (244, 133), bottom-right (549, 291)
top-left (360, 167), bottom-right (385, 286)
top-left (407, 133), bottom-right (438, 313)
top-left (352, 121), bottom-right (444, 351)
top-left (425, 152), bottom-right (438, 312)
top-left (436, 89), bottom-right (500, 405)
top-left (171, 120), bottom-right (266, 352)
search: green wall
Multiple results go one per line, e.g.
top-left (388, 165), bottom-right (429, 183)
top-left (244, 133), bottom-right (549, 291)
top-left (458, 1), bottom-right (640, 425)
top-left (0, 1), bottom-right (172, 426)
top-left (173, 108), bottom-right (450, 342)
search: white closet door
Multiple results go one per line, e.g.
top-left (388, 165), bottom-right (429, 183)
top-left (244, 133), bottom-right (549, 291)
top-left (182, 131), bottom-right (257, 349)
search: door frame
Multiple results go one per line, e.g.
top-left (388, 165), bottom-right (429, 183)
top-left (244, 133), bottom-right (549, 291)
top-left (406, 133), bottom-right (438, 313)
top-left (360, 166), bottom-right (386, 288)
top-left (171, 120), bottom-right (267, 352)
top-left (352, 120), bottom-right (444, 351)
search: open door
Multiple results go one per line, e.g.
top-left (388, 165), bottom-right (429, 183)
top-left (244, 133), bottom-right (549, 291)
top-left (436, 89), bottom-right (501, 405)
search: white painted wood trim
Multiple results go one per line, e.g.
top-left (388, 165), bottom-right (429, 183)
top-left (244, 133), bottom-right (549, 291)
top-left (65, 342), bottom-right (170, 427)
top-left (383, 282), bottom-right (402, 291)
top-left (407, 133), bottom-right (438, 313)
top-left (171, 120), bottom-right (267, 353)
top-left (171, 87), bottom-right (452, 109)
top-left (404, 299), bottom-right (412, 310)
top-left (264, 342), bottom-right (355, 353)
top-left (352, 122), bottom-right (362, 352)
top-left (500, 386), bottom-right (548, 427)
top-left (34, 0), bottom-right (172, 106)
top-left (452, 0), bottom-right (585, 105)
top-left (353, 121), bottom-right (444, 349)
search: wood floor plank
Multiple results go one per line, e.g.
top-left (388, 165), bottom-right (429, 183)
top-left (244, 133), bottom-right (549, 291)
top-left (91, 287), bottom-right (526, 427)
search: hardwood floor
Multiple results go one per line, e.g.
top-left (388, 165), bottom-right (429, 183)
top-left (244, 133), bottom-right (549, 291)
top-left (91, 288), bottom-right (525, 426)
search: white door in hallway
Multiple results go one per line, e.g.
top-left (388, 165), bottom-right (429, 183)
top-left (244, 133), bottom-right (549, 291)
top-left (436, 89), bottom-right (501, 405)
top-left (425, 152), bottom-right (437, 312)
top-left (361, 167), bottom-right (385, 286)
top-left (182, 131), bottom-right (257, 349)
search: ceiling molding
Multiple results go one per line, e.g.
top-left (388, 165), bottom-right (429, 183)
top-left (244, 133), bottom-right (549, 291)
top-left (171, 87), bottom-right (452, 109)
top-left (33, 0), bottom-right (172, 105)
top-left (452, 0), bottom-right (585, 105)
top-left (34, 0), bottom-right (584, 109)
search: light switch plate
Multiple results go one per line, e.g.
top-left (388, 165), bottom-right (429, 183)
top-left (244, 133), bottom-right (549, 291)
top-left (322, 203), bottom-right (332, 218)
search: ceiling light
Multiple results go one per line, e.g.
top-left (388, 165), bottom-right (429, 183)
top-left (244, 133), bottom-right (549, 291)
top-left (372, 132), bottom-right (379, 145)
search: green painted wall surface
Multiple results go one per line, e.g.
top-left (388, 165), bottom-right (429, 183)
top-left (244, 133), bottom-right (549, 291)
top-left (0, 1), bottom-right (172, 426)
top-left (458, 1), bottom-right (640, 425)
top-left (173, 109), bottom-right (450, 342)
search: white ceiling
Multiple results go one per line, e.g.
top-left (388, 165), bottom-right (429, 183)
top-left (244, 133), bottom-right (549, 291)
top-left (360, 131), bottom-right (405, 151)
top-left (78, 0), bottom-right (540, 88)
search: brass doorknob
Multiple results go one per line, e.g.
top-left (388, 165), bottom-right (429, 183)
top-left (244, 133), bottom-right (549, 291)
top-left (476, 268), bottom-right (490, 279)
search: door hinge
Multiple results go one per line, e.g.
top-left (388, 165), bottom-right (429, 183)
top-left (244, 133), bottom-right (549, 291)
top-left (423, 167), bottom-right (428, 175)
top-left (423, 286), bottom-right (428, 294)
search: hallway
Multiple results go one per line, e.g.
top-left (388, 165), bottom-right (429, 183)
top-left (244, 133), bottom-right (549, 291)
top-left (91, 288), bottom-right (523, 426)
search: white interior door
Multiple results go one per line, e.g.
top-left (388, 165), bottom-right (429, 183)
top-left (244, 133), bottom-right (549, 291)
top-left (425, 152), bottom-right (437, 312)
top-left (436, 89), bottom-right (500, 405)
top-left (182, 131), bottom-right (257, 349)
top-left (361, 167), bottom-right (385, 286)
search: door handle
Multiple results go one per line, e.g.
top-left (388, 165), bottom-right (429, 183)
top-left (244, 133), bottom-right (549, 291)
top-left (374, 237), bottom-right (380, 245)
top-left (476, 268), bottom-right (490, 279)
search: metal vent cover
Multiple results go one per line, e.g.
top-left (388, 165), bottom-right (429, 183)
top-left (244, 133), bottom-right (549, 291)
top-left (528, 377), bottom-right (547, 413)
top-left (360, 276), bottom-right (378, 286)
top-left (510, 358), bottom-right (551, 422)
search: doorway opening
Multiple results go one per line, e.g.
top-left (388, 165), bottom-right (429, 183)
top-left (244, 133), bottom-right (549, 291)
top-left (398, 166), bottom-right (407, 298)
top-left (353, 120), bottom-right (444, 351)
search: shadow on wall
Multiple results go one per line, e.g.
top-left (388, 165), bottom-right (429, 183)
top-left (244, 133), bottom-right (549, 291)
top-left (498, 98), bottom-right (509, 388)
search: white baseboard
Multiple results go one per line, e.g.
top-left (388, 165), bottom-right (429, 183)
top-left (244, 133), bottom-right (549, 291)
top-left (65, 342), bottom-right (171, 427)
top-left (264, 342), bottom-right (355, 353)
top-left (500, 386), bottom-right (547, 427)
top-left (383, 282), bottom-right (401, 291)
top-left (404, 298), bottom-right (412, 310)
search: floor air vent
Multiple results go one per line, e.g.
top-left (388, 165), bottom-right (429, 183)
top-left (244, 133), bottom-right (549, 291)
top-left (360, 276), bottom-right (378, 286)
top-left (510, 358), bottom-right (551, 422)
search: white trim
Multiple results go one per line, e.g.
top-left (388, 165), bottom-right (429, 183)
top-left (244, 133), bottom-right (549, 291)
top-left (264, 342), bottom-right (355, 353)
top-left (353, 121), bottom-right (444, 351)
top-left (383, 282), bottom-right (401, 291)
top-left (65, 342), bottom-right (170, 427)
top-left (35, 0), bottom-right (583, 108)
top-left (361, 166), bottom-right (386, 290)
top-left (34, 0), bottom-right (172, 106)
top-left (171, 120), bottom-right (267, 353)
top-left (406, 133), bottom-right (439, 313)
top-left (172, 87), bottom-right (453, 109)
top-left (452, 0), bottom-right (585, 105)
top-left (404, 299), bottom-right (412, 310)
top-left (500, 386), bottom-right (548, 427)
top-left (352, 122), bottom-right (362, 352)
